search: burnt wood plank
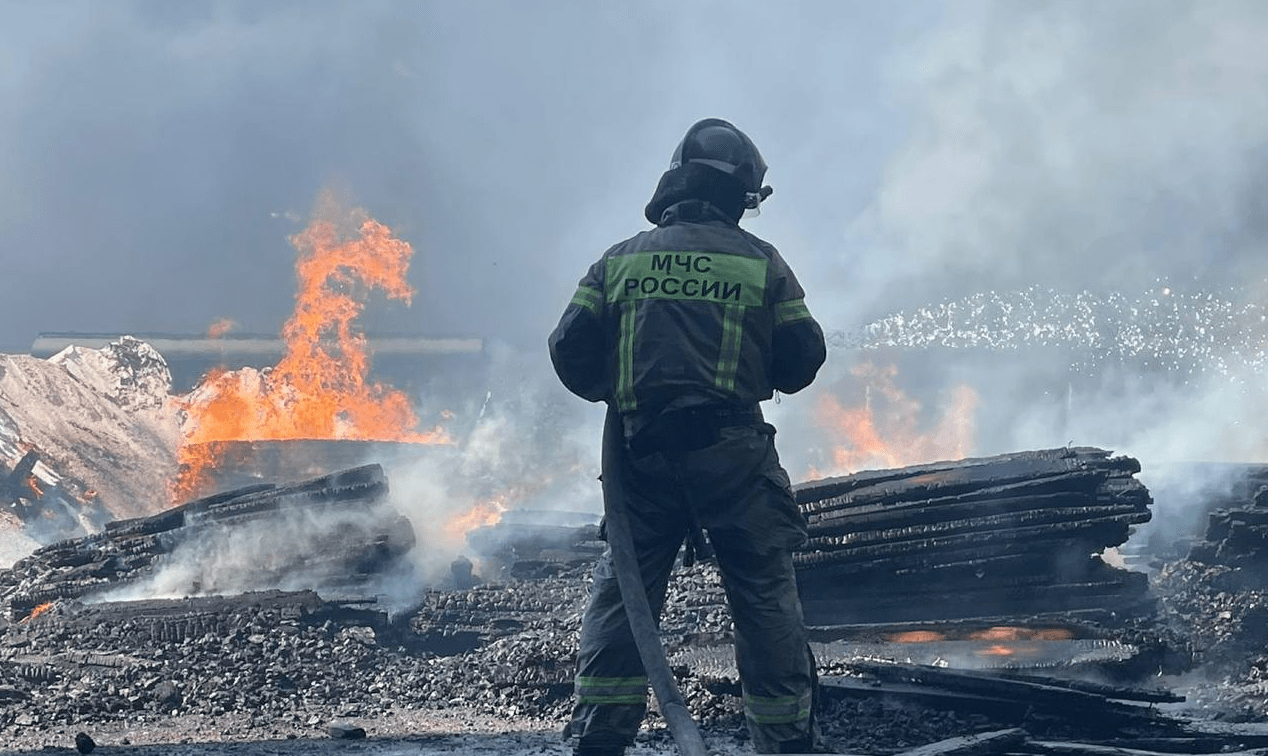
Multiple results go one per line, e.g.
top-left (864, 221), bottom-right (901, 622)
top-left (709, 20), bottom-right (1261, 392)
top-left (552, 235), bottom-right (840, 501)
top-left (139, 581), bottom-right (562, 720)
top-left (895, 728), bottom-right (1028, 756)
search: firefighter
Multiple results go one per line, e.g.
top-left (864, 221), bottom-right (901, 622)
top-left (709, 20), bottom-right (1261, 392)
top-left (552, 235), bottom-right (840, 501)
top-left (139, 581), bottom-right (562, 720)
top-left (548, 118), bottom-right (830, 755)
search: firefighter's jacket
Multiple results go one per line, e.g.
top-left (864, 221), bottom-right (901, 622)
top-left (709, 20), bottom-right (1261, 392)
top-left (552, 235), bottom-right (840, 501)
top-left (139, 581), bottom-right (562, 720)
top-left (549, 200), bottom-right (826, 414)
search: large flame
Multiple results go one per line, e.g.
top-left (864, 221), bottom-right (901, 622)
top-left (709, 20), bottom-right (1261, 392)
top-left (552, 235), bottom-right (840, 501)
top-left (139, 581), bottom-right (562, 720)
top-left (811, 361), bottom-right (977, 476)
top-left (173, 202), bottom-right (449, 501)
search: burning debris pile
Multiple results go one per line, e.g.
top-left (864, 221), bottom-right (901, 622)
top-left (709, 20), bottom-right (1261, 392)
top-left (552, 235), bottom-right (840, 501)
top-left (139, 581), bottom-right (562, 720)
top-left (0, 464), bottom-right (410, 622)
top-left (1, 452), bottom-right (1268, 754)
top-left (793, 447), bottom-right (1153, 625)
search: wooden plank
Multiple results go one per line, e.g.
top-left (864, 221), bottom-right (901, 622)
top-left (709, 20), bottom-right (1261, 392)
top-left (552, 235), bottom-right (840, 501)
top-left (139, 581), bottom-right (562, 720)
top-left (1028, 740), bottom-right (1268, 756)
top-left (894, 728), bottom-right (1028, 756)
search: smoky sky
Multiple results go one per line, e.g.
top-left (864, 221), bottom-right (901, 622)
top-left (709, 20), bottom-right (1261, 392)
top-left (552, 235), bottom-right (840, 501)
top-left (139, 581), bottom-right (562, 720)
top-left (2, 0), bottom-right (1267, 368)
top-left (0, 0), bottom-right (918, 352)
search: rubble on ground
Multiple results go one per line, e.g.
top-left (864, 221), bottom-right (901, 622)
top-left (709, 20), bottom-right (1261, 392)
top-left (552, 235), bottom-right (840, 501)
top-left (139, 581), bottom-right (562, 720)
top-left (2, 341), bottom-right (1268, 753)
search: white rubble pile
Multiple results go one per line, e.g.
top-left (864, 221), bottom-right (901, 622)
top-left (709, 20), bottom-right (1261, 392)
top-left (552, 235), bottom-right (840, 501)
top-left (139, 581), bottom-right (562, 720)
top-left (0, 337), bottom-right (181, 563)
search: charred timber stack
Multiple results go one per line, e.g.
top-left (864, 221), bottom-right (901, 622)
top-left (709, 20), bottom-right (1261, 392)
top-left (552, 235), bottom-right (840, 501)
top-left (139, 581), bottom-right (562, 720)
top-left (1188, 482), bottom-right (1268, 577)
top-left (0, 464), bottom-right (413, 621)
top-left (793, 447), bottom-right (1153, 625)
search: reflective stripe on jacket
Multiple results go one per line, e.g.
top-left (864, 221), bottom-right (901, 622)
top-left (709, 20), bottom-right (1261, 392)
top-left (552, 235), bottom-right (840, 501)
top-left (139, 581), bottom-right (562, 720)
top-left (549, 200), bottom-right (826, 412)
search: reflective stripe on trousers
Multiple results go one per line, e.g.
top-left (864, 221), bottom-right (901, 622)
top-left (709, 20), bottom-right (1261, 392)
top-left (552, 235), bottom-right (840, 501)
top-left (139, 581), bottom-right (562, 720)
top-left (568, 425), bottom-right (820, 753)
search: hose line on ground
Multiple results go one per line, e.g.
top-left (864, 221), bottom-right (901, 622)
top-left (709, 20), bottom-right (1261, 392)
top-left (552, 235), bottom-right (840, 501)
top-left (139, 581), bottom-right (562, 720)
top-left (600, 403), bottom-right (711, 756)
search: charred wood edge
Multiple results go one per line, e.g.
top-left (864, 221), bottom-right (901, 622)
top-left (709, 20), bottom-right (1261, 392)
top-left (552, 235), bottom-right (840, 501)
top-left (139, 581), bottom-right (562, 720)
top-left (798, 554), bottom-right (1132, 589)
top-left (804, 504), bottom-right (1150, 547)
top-left (2, 465), bottom-right (398, 620)
top-left (807, 485), bottom-right (1147, 532)
top-left (795, 544), bottom-right (1107, 578)
top-left (793, 447), bottom-right (1137, 510)
top-left (841, 660), bottom-right (1175, 708)
top-left (819, 676), bottom-right (1172, 737)
top-left (797, 518), bottom-right (1136, 565)
top-left (892, 727), bottom-right (1027, 756)
top-left (1024, 741), bottom-right (1268, 756)
top-left (800, 578), bottom-right (1152, 617)
top-left (805, 468), bottom-right (1134, 521)
top-left (4, 589), bottom-right (419, 647)
top-left (101, 463), bottom-right (388, 536)
top-left (794, 447), bottom-right (1117, 502)
top-left (796, 567), bottom-right (1149, 603)
top-left (0, 654), bottom-right (141, 685)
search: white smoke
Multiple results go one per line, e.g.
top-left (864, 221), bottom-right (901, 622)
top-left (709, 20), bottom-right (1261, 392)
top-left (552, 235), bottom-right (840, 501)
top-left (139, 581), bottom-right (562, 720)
top-left (778, 1), bottom-right (1268, 547)
top-left (383, 341), bottom-right (602, 588)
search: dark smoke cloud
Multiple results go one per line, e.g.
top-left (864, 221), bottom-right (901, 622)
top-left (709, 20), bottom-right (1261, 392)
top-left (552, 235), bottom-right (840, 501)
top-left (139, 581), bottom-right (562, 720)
top-left (0, 0), bottom-right (919, 353)
top-left (7, 1), bottom-right (1268, 515)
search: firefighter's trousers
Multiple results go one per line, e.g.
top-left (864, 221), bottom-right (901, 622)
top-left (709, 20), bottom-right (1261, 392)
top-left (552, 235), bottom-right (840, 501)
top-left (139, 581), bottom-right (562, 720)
top-left (568, 423), bottom-right (821, 753)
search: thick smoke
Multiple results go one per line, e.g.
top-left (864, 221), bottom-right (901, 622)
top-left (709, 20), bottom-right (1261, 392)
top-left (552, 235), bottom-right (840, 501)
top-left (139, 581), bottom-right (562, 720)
top-left (384, 342), bottom-right (602, 587)
top-left (785, 0), bottom-right (1268, 546)
top-left (7, 2), bottom-right (1268, 563)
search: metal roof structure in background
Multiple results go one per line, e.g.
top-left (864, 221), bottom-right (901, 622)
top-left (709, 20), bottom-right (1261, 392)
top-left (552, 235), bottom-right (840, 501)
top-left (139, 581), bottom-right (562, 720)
top-left (30, 332), bottom-right (486, 393)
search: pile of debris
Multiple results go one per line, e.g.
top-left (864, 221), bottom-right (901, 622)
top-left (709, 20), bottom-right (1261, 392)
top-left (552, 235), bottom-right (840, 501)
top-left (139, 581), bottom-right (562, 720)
top-left (2, 445), bottom-right (1267, 753)
top-left (1188, 479), bottom-right (1268, 577)
top-left (0, 464), bottom-right (411, 621)
top-left (793, 447), bottom-right (1153, 625)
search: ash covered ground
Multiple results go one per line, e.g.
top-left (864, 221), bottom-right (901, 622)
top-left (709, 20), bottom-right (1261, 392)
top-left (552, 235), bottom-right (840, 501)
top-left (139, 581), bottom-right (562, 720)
top-left (0, 553), bottom-right (1266, 756)
top-left (4, 341), bottom-right (1268, 755)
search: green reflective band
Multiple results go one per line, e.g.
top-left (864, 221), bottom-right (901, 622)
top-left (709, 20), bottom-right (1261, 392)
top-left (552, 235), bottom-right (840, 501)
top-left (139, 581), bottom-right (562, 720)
top-left (606, 251), bottom-right (767, 307)
top-left (616, 301), bottom-right (637, 412)
top-left (775, 298), bottom-right (811, 325)
top-left (743, 692), bottom-right (812, 725)
top-left (578, 694), bottom-right (647, 705)
top-left (576, 675), bottom-right (648, 688)
top-left (571, 285), bottom-right (602, 315)
top-left (576, 675), bottom-right (648, 706)
top-left (714, 304), bottom-right (743, 393)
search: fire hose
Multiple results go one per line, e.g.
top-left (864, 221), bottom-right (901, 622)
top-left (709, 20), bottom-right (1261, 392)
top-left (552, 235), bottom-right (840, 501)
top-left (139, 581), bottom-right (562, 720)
top-left (600, 403), bottom-right (711, 756)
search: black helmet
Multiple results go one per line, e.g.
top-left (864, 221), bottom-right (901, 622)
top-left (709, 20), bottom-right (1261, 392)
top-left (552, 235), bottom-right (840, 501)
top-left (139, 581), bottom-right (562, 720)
top-left (669, 118), bottom-right (772, 211)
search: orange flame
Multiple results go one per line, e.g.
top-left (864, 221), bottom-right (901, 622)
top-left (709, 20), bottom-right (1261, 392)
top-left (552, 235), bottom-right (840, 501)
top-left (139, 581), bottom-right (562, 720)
top-left (968, 626), bottom-right (1074, 642)
top-left (207, 318), bottom-right (236, 338)
top-left (810, 361), bottom-right (977, 476)
top-left (886, 630), bottom-right (946, 643)
top-left (172, 201), bottom-right (449, 502)
top-left (443, 497), bottom-right (509, 542)
top-left (25, 475), bottom-right (43, 499)
top-left (23, 602), bottom-right (53, 623)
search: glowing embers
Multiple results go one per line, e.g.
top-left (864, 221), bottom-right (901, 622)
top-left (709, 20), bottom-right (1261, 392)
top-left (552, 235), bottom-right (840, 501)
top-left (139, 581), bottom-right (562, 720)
top-left (874, 625), bottom-right (1092, 668)
top-left (810, 621), bottom-right (1131, 671)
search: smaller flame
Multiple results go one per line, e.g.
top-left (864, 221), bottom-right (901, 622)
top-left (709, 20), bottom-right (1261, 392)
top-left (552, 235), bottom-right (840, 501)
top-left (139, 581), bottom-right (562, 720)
top-left (979, 644), bottom-right (1016, 657)
top-left (443, 498), bottom-right (508, 541)
top-left (25, 475), bottom-right (43, 498)
top-left (207, 319), bottom-right (236, 338)
top-left (23, 602), bottom-right (53, 623)
top-left (968, 626), bottom-right (1074, 641)
top-left (887, 630), bottom-right (946, 643)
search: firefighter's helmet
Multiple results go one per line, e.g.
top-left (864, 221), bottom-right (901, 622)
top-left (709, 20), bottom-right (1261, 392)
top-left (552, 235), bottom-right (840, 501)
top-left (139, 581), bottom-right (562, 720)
top-left (669, 118), bottom-right (772, 211)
